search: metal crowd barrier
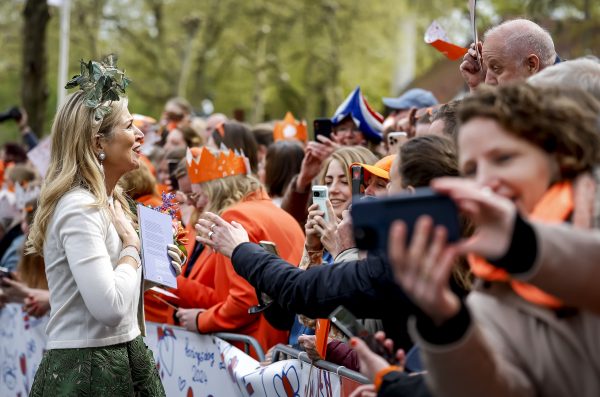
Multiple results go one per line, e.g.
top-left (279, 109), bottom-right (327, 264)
top-left (270, 343), bottom-right (370, 384)
top-left (214, 332), bottom-right (266, 361)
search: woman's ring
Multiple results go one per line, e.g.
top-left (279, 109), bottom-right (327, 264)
top-left (208, 231), bottom-right (215, 240)
top-left (210, 223), bottom-right (217, 232)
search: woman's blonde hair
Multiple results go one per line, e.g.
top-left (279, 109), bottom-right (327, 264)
top-left (27, 91), bottom-right (133, 254)
top-left (201, 174), bottom-right (263, 215)
top-left (317, 146), bottom-right (378, 184)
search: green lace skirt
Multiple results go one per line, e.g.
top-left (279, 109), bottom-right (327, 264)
top-left (30, 335), bottom-right (165, 397)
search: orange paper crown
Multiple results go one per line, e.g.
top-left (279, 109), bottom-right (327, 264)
top-left (273, 112), bottom-right (307, 142)
top-left (186, 146), bottom-right (250, 184)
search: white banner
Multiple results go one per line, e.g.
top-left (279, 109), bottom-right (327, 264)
top-left (0, 304), bottom-right (363, 396)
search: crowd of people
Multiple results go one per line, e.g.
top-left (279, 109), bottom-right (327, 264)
top-left (0, 17), bottom-right (599, 397)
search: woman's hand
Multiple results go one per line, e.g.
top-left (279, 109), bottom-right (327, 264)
top-left (176, 308), bottom-right (205, 332)
top-left (305, 203), bottom-right (325, 251)
top-left (109, 200), bottom-right (140, 251)
top-left (352, 337), bottom-right (403, 382)
top-left (1, 278), bottom-right (31, 303)
top-left (195, 212), bottom-right (249, 258)
top-left (388, 216), bottom-right (460, 326)
top-left (23, 289), bottom-right (50, 317)
top-left (296, 137), bottom-right (337, 189)
top-left (315, 204), bottom-right (355, 258)
top-left (167, 244), bottom-right (184, 276)
top-left (431, 177), bottom-right (517, 259)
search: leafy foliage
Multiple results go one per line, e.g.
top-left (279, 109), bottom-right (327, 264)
top-left (65, 55), bottom-right (130, 121)
top-left (0, 0), bottom-right (599, 143)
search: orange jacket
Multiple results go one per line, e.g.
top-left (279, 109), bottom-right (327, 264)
top-left (172, 190), bottom-right (305, 354)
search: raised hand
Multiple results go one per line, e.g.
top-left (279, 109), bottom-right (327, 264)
top-left (195, 212), bottom-right (249, 258)
top-left (305, 203), bottom-right (325, 252)
top-left (388, 216), bottom-right (460, 326)
top-left (431, 177), bottom-right (516, 259)
top-left (109, 200), bottom-right (140, 251)
top-left (459, 42), bottom-right (486, 91)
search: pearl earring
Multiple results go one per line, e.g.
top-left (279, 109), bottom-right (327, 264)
top-left (98, 152), bottom-right (106, 163)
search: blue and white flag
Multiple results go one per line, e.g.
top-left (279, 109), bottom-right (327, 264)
top-left (332, 86), bottom-right (384, 143)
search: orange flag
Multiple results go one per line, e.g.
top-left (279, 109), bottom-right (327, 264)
top-left (425, 21), bottom-right (468, 61)
top-left (314, 318), bottom-right (331, 360)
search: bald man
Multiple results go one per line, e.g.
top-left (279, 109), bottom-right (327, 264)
top-left (460, 19), bottom-right (557, 91)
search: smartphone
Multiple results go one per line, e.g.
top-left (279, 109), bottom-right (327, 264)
top-left (387, 132), bottom-right (407, 155)
top-left (329, 306), bottom-right (395, 364)
top-left (249, 241), bottom-right (279, 315)
top-left (259, 241), bottom-right (280, 256)
top-left (313, 118), bottom-right (333, 141)
top-left (0, 266), bottom-right (14, 287)
top-left (351, 165), bottom-right (365, 198)
top-left (167, 160), bottom-right (179, 191)
top-left (312, 185), bottom-right (329, 222)
top-left (0, 266), bottom-right (14, 280)
top-left (351, 187), bottom-right (460, 254)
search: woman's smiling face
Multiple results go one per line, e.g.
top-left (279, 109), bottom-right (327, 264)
top-left (324, 159), bottom-right (351, 219)
top-left (458, 117), bottom-right (556, 214)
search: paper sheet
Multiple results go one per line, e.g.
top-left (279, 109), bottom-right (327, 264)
top-left (469, 0), bottom-right (482, 68)
top-left (149, 286), bottom-right (180, 300)
top-left (138, 204), bottom-right (178, 288)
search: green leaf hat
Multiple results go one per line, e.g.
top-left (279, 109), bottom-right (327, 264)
top-left (65, 54), bottom-right (131, 123)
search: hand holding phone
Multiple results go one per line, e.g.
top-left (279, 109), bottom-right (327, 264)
top-left (329, 306), bottom-right (396, 364)
top-left (0, 267), bottom-right (14, 286)
top-left (387, 132), bottom-right (407, 155)
top-left (311, 185), bottom-right (330, 223)
top-left (313, 118), bottom-right (333, 141)
top-left (352, 187), bottom-right (460, 254)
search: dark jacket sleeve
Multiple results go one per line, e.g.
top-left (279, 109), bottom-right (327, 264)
top-left (379, 372), bottom-right (432, 397)
top-left (231, 242), bottom-right (412, 319)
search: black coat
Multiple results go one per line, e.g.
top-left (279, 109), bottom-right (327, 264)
top-left (231, 242), bottom-right (419, 350)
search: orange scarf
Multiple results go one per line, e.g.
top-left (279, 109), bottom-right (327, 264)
top-left (468, 182), bottom-right (574, 309)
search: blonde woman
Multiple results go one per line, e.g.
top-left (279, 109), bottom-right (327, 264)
top-left (27, 59), bottom-right (177, 396)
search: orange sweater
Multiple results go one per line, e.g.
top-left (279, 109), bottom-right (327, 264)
top-left (172, 191), bottom-right (305, 354)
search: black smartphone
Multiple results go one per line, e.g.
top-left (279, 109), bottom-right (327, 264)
top-left (167, 160), bottom-right (179, 191)
top-left (351, 187), bottom-right (460, 254)
top-left (313, 118), bottom-right (333, 141)
top-left (329, 306), bottom-right (396, 364)
top-left (351, 165), bottom-right (365, 198)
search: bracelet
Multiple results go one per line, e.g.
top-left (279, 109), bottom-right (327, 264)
top-left (195, 310), bottom-right (202, 332)
top-left (119, 246), bottom-right (141, 268)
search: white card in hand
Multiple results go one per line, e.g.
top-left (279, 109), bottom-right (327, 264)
top-left (137, 204), bottom-right (178, 288)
